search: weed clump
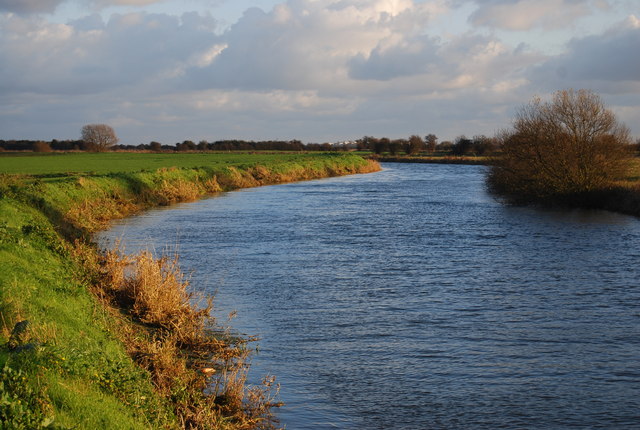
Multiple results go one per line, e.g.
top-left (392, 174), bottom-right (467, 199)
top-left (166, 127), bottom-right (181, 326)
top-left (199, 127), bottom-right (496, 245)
top-left (89, 246), bottom-right (280, 429)
top-left (0, 365), bottom-right (55, 429)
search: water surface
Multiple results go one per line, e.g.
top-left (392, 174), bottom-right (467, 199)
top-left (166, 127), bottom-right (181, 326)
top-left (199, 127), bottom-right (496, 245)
top-left (98, 163), bottom-right (640, 429)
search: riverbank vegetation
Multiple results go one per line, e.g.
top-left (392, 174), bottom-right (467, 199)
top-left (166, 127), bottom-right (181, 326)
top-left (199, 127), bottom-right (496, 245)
top-left (0, 152), bottom-right (380, 428)
top-left (487, 89), bottom-right (640, 215)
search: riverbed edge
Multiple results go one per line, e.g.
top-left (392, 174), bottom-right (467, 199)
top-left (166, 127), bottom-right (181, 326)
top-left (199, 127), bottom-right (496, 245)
top-left (0, 154), bottom-right (380, 428)
top-left (374, 155), bottom-right (640, 218)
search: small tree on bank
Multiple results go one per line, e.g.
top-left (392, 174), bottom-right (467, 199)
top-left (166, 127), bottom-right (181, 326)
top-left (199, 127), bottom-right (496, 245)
top-left (488, 89), bottom-right (631, 202)
top-left (81, 124), bottom-right (118, 152)
top-left (406, 135), bottom-right (425, 155)
top-left (425, 134), bottom-right (438, 153)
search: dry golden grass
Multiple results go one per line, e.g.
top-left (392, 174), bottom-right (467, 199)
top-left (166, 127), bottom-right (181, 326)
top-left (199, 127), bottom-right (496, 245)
top-left (81, 244), bottom-right (280, 429)
top-left (66, 195), bottom-right (139, 233)
top-left (218, 167), bottom-right (261, 189)
top-left (153, 179), bottom-right (203, 206)
top-left (203, 176), bottom-right (223, 193)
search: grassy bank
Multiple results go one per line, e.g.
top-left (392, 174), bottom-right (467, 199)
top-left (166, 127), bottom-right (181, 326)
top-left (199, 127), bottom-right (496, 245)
top-left (568, 158), bottom-right (640, 217)
top-left (487, 155), bottom-right (640, 218)
top-left (0, 152), bottom-right (380, 429)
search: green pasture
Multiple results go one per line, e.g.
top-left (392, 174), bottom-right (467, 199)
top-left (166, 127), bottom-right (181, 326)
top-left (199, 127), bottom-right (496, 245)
top-left (0, 152), bottom-right (327, 176)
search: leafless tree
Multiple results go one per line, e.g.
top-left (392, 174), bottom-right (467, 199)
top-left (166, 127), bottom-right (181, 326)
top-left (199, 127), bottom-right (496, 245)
top-left (425, 134), bottom-right (438, 153)
top-left (407, 135), bottom-right (425, 155)
top-left (488, 89), bottom-right (631, 201)
top-left (81, 124), bottom-right (118, 152)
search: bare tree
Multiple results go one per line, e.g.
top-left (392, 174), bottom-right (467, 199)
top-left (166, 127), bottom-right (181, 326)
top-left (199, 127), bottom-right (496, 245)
top-left (425, 134), bottom-right (438, 153)
top-left (488, 89), bottom-right (631, 202)
top-left (81, 124), bottom-right (119, 152)
top-left (407, 135), bottom-right (425, 155)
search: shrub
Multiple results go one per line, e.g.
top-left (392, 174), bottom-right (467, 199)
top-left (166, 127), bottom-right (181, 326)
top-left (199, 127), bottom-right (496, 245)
top-left (94, 248), bottom-right (280, 428)
top-left (488, 89), bottom-right (632, 203)
top-left (451, 136), bottom-right (474, 155)
top-left (31, 141), bottom-right (52, 153)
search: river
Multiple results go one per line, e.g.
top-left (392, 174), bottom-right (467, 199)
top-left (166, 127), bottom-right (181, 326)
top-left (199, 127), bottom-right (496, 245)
top-left (97, 163), bottom-right (640, 429)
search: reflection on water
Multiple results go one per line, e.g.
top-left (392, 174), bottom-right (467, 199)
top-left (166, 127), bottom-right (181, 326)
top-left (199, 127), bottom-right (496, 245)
top-left (98, 163), bottom-right (640, 429)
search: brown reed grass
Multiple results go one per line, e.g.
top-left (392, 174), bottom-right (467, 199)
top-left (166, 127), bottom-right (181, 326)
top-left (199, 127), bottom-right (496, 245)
top-left (79, 243), bottom-right (280, 429)
top-left (152, 179), bottom-right (203, 206)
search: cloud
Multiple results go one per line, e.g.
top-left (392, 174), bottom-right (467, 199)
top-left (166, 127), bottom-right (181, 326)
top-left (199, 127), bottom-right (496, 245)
top-left (185, 0), bottom-right (445, 91)
top-left (89, 0), bottom-right (170, 9)
top-left (1, 0), bottom-right (537, 99)
top-left (467, 0), bottom-right (605, 31)
top-left (348, 35), bottom-right (440, 81)
top-left (1, 0), bottom-right (638, 143)
top-left (0, 11), bottom-right (220, 95)
top-left (98, 0), bottom-right (164, 5)
top-left (529, 15), bottom-right (640, 91)
top-left (0, 0), bottom-right (543, 142)
top-left (0, 0), bottom-right (65, 14)
top-left (0, 0), bottom-right (197, 15)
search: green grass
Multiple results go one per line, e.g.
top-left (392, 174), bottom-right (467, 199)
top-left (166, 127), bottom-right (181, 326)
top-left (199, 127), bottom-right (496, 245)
top-left (0, 198), bottom-right (171, 429)
top-left (623, 157), bottom-right (640, 182)
top-left (0, 152), bottom-right (336, 175)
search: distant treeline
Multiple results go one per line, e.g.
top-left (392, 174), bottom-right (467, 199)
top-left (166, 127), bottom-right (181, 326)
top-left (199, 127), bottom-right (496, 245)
top-left (0, 135), bottom-right (494, 155)
top-left (0, 138), bottom-right (334, 153)
top-left (3, 136), bottom-right (639, 155)
top-left (362, 135), bottom-right (501, 156)
top-left (0, 139), bottom-right (86, 152)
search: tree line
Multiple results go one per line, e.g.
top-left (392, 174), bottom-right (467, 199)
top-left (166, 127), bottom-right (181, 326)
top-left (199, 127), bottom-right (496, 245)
top-left (0, 138), bottom-right (310, 153)
top-left (0, 135), bottom-right (500, 155)
top-left (2, 114), bottom-right (638, 159)
top-left (360, 134), bottom-right (503, 156)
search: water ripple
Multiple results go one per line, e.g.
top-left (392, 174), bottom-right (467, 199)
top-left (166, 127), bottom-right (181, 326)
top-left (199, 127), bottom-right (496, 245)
top-left (98, 163), bottom-right (640, 429)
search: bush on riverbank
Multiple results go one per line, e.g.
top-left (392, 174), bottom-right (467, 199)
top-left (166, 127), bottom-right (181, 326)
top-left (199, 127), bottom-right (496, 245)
top-left (488, 89), bottom-right (632, 205)
top-left (0, 153), bottom-right (380, 428)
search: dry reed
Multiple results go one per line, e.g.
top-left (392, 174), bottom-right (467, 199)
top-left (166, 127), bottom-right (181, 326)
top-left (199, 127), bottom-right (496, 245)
top-left (80, 243), bottom-right (280, 429)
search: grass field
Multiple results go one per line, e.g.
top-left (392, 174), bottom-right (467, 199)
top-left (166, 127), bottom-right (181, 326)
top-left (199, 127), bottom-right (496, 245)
top-left (0, 152), bottom-right (333, 175)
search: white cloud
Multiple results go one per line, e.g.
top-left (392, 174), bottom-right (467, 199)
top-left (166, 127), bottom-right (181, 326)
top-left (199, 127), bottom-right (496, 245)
top-left (185, 0), bottom-right (427, 91)
top-left (0, 11), bottom-right (220, 95)
top-left (1, 0), bottom-right (638, 142)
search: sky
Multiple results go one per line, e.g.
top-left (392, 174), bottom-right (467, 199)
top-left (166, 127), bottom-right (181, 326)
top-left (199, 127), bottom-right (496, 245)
top-left (0, 0), bottom-right (638, 145)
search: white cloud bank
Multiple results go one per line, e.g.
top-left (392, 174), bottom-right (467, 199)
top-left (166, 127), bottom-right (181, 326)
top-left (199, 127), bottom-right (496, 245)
top-left (0, 0), bottom-right (638, 143)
